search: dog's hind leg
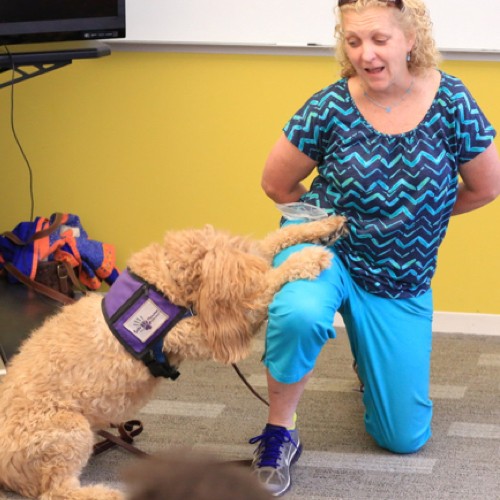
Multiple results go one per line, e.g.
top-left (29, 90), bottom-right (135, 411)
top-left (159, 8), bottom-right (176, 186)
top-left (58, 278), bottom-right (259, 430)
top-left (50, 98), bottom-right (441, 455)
top-left (32, 411), bottom-right (124, 500)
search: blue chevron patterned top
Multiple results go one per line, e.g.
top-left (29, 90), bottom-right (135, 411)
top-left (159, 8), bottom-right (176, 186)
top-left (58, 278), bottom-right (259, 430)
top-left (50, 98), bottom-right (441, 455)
top-left (284, 71), bottom-right (496, 298)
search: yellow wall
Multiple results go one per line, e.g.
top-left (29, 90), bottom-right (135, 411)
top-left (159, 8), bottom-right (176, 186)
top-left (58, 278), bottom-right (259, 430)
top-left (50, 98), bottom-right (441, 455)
top-left (0, 51), bottom-right (499, 314)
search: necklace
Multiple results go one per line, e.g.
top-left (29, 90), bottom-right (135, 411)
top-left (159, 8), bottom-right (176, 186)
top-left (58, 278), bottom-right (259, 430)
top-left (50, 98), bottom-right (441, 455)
top-left (363, 79), bottom-right (414, 113)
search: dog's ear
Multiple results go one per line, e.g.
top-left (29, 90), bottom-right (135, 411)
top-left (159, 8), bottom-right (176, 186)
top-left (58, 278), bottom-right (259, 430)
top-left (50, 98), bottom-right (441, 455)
top-left (197, 246), bottom-right (266, 364)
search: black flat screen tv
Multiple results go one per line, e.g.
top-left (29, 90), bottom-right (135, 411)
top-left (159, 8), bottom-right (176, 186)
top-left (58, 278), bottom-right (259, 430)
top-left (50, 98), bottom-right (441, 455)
top-left (0, 0), bottom-right (126, 46)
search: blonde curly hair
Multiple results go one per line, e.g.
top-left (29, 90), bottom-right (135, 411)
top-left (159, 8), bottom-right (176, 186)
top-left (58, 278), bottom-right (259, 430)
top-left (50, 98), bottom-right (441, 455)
top-left (335, 0), bottom-right (441, 77)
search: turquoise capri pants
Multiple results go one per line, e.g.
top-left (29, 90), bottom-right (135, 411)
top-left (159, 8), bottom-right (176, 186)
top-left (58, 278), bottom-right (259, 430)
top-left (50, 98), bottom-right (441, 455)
top-left (263, 237), bottom-right (434, 455)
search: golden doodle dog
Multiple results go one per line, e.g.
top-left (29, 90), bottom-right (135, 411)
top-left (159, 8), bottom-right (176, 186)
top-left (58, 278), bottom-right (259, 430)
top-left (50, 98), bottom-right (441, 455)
top-left (0, 216), bottom-right (347, 500)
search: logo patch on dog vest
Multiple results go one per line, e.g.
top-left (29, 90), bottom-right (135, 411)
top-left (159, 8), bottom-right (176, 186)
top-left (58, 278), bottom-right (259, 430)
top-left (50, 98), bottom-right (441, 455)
top-left (123, 299), bottom-right (170, 342)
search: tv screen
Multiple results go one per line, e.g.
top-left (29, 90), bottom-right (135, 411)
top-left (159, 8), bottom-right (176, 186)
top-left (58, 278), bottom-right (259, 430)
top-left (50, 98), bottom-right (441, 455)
top-left (0, 0), bottom-right (126, 45)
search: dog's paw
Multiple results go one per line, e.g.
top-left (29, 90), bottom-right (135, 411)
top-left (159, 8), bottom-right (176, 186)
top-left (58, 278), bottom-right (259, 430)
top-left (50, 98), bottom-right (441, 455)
top-left (271, 246), bottom-right (333, 288)
top-left (294, 246), bottom-right (333, 278)
top-left (316, 215), bottom-right (348, 246)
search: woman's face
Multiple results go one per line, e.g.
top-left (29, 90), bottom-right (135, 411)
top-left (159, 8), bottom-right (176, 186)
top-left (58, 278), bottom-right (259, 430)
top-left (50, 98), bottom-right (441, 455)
top-left (342, 6), bottom-right (415, 92)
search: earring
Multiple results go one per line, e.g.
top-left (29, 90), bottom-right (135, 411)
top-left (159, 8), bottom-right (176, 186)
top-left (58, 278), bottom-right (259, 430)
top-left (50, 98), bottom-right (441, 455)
top-left (406, 52), bottom-right (411, 62)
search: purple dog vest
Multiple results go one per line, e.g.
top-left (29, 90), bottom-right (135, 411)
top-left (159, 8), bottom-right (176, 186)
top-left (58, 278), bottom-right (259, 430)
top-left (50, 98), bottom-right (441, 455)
top-left (102, 269), bottom-right (190, 379)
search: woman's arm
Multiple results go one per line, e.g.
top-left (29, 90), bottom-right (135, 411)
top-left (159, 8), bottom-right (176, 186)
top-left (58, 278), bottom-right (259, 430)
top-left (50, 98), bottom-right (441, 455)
top-left (452, 142), bottom-right (500, 216)
top-left (261, 133), bottom-right (317, 203)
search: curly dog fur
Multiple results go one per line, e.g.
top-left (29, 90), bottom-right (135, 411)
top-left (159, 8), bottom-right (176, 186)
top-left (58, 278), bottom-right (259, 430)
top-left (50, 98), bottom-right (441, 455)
top-left (0, 216), bottom-right (347, 500)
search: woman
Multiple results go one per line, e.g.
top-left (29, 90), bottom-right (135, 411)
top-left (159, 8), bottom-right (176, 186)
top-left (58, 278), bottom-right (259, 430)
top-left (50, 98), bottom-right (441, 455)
top-left (249, 0), bottom-right (500, 496)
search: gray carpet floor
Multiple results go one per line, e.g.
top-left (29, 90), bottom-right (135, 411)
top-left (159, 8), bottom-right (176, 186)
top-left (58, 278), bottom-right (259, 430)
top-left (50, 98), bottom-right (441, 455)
top-left (1, 329), bottom-right (499, 499)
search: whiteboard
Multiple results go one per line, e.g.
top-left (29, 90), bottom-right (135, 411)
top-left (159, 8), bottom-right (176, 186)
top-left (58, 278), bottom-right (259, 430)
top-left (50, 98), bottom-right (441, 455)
top-left (427, 1), bottom-right (500, 52)
top-left (124, 0), bottom-right (500, 53)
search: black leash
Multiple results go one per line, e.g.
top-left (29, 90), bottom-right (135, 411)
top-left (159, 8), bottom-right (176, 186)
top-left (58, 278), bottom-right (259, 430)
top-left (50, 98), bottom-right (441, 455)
top-left (231, 363), bottom-right (269, 407)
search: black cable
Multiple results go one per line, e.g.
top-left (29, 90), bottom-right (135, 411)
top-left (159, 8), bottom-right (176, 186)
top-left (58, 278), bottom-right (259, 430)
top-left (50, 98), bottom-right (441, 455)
top-left (3, 45), bottom-right (35, 222)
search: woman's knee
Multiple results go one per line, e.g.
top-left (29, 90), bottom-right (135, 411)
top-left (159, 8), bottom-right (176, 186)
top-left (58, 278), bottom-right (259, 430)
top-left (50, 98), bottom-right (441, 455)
top-left (366, 404), bottom-right (433, 454)
top-left (372, 428), bottom-right (431, 454)
top-left (268, 285), bottom-right (335, 342)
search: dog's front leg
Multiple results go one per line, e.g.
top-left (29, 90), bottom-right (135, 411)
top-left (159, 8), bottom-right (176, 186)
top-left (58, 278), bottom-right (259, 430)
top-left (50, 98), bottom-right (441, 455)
top-left (262, 245), bottom-right (333, 303)
top-left (259, 215), bottom-right (347, 258)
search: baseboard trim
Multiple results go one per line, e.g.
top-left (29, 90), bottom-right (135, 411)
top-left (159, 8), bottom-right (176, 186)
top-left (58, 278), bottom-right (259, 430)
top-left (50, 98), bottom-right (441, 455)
top-left (334, 311), bottom-right (500, 337)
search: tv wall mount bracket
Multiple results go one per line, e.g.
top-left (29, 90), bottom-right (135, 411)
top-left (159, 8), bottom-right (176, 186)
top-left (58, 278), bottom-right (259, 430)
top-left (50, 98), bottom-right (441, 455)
top-left (0, 61), bottom-right (71, 89)
top-left (0, 41), bottom-right (111, 89)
